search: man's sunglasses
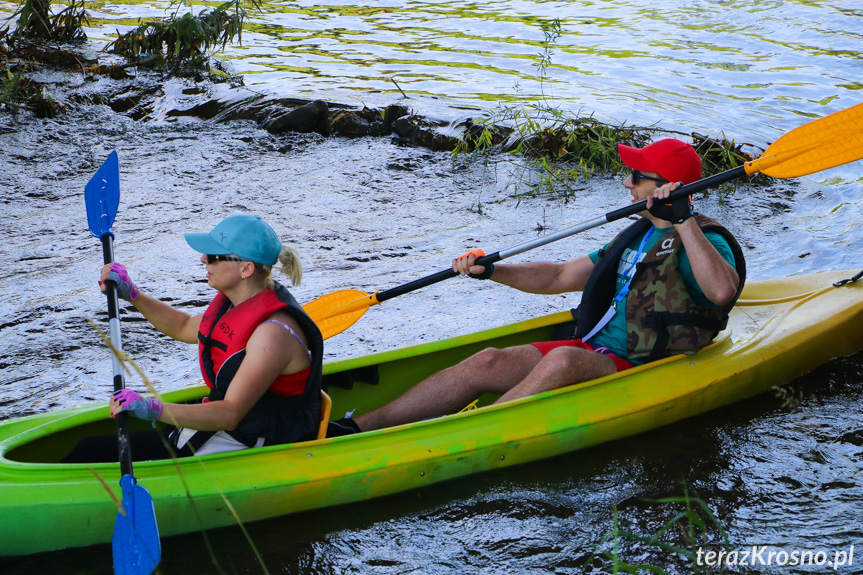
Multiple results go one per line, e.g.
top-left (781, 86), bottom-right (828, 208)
top-left (631, 170), bottom-right (669, 186)
top-left (206, 254), bottom-right (245, 264)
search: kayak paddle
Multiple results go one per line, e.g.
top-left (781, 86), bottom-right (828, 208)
top-left (85, 151), bottom-right (161, 575)
top-left (304, 102), bottom-right (863, 339)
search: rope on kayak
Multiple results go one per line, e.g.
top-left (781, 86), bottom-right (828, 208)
top-left (459, 399), bottom-right (479, 412)
top-left (834, 269), bottom-right (863, 287)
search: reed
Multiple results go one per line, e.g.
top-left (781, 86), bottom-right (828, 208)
top-left (107, 0), bottom-right (261, 71)
top-left (3, 0), bottom-right (89, 42)
top-left (452, 19), bottom-right (769, 200)
top-left (89, 319), bottom-right (271, 574)
top-left (582, 483), bottom-right (730, 574)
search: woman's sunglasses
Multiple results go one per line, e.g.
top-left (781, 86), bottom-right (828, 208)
top-left (631, 170), bottom-right (669, 186)
top-left (206, 254), bottom-right (245, 264)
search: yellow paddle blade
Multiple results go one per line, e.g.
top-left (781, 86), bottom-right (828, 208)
top-left (746, 103), bottom-right (863, 178)
top-left (303, 289), bottom-right (378, 340)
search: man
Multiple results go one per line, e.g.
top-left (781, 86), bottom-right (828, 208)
top-left (329, 138), bottom-right (746, 436)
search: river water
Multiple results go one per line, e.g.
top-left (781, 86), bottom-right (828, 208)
top-left (1, 0), bottom-right (862, 573)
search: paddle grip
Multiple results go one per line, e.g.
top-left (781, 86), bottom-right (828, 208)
top-left (376, 252), bottom-right (503, 304)
top-left (101, 234), bottom-right (134, 478)
top-left (604, 165), bottom-right (747, 224)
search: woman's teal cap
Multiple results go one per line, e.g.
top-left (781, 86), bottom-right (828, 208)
top-left (185, 215), bottom-right (281, 265)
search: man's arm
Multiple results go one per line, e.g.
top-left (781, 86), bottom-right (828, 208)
top-left (674, 220), bottom-right (739, 305)
top-left (647, 181), bottom-right (739, 306)
top-left (457, 253), bottom-right (596, 295)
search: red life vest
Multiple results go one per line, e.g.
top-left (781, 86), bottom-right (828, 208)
top-left (196, 283), bottom-right (323, 446)
top-left (198, 289), bottom-right (307, 396)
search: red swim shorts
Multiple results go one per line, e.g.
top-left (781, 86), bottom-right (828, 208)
top-left (532, 339), bottom-right (634, 372)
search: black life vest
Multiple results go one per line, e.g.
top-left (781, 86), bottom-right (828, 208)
top-left (197, 282), bottom-right (323, 446)
top-left (575, 216), bottom-right (746, 362)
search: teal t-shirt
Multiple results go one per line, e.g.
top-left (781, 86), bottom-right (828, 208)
top-left (585, 225), bottom-right (736, 365)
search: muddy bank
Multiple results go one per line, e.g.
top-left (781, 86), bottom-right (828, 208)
top-left (5, 41), bottom-right (765, 177)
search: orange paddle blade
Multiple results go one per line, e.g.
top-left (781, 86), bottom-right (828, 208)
top-left (303, 289), bottom-right (379, 340)
top-left (746, 103), bottom-right (863, 178)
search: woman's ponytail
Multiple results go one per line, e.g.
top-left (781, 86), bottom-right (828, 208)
top-left (276, 244), bottom-right (302, 287)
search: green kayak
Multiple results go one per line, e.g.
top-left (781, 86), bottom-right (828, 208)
top-left (1, 269), bottom-right (862, 556)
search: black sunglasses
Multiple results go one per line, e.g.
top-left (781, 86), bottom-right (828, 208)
top-left (631, 170), bottom-right (669, 186)
top-left (206, 254), bottom-right (245, 264)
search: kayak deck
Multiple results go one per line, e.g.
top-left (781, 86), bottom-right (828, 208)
top-left (1, 269), bottom-right (862, 556)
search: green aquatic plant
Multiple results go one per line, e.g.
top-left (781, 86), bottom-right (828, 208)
top-left (453, 19), bottom-right (769, 200)
top-left (1, 0), bottom-right (87, 116)
top-left (0, 66), bottom-right (60, 117)
top-left (453, 18), bottom-right (650, 199)
top-left (692, 132), bottom-right (771, 193)
top-left (0, 67), bottom-right (26, 104)
top-left (108, 0), bottom-right (261, 69)
top-left (455, 105), bottom-right (658, 201)
top-left (583, 484), bottom-right (730, 574)
top-left (4, 0), bottom-right (89, 42)
top-left (536, 18), bottom-right (561, 91)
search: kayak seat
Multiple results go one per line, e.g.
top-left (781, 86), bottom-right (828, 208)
top-left (321, 364), bottom-right (379, 390)
top-left (317, 390), bottom-right (332, 440)
top-left (550, 308), bottom-right (579, 340)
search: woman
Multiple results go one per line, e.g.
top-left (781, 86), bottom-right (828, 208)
top-left (72, 215), bottom-right (323, 460)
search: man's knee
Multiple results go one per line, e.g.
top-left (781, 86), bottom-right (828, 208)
top-left (539, 346), bottom-right (580, 372)
top-left (539, 346), bottom-right (615, 381)
top-left (467, 346), bottom-right (507, 369)
top-left (467, 345), bottom-right (535, 369)
top-left (458, 348), bottom-right (513, 381)
top-left (459, 345), bottom-right (541, 393)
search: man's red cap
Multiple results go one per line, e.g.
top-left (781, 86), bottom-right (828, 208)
top-left (617, 138), bottom-right (702, 185)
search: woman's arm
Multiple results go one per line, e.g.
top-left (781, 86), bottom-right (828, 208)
top-left (100, 263), bottom-right (202, 343)
top-left (112, 316), bottom-right (310, 431)
top-left (129, 293), bottom-right (203, 344)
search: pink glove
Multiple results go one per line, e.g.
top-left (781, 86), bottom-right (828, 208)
top-left (107, 263), bottom-right (139, 301)
top-left (113, 389), bottom-right (162, 421)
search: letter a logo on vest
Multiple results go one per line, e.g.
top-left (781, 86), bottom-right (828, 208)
top-left (654, 236), bottom-right (676, 258)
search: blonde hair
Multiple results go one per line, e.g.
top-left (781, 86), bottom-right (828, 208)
top-left (253, 244), bottom-right (303, 288)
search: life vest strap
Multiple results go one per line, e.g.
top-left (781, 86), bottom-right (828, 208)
top-left (641, 310), bottom-right (728, 362)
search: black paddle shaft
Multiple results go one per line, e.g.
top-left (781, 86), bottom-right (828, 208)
top-left (604, 165), bottom-right (746, 223)
top-left (101, 234), bottom-right (134, 477)
top-left (376, 250), bottom-right (509, 303)
top-left (375, 165), bottom-right (748, 305)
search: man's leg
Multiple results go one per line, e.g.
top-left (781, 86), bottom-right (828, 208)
top-left (355, 344), bottom-right (543, 431)
top-left (494, 345), bottom-right (617, 404)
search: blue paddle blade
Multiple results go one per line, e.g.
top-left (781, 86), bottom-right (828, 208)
top-left (113, 474), bottom-right (161, 575)
top-left (85, 151), bottom-right (120, 239)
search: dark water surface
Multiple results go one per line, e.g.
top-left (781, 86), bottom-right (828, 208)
top-left (2, 0), bottom-right (863, 572)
